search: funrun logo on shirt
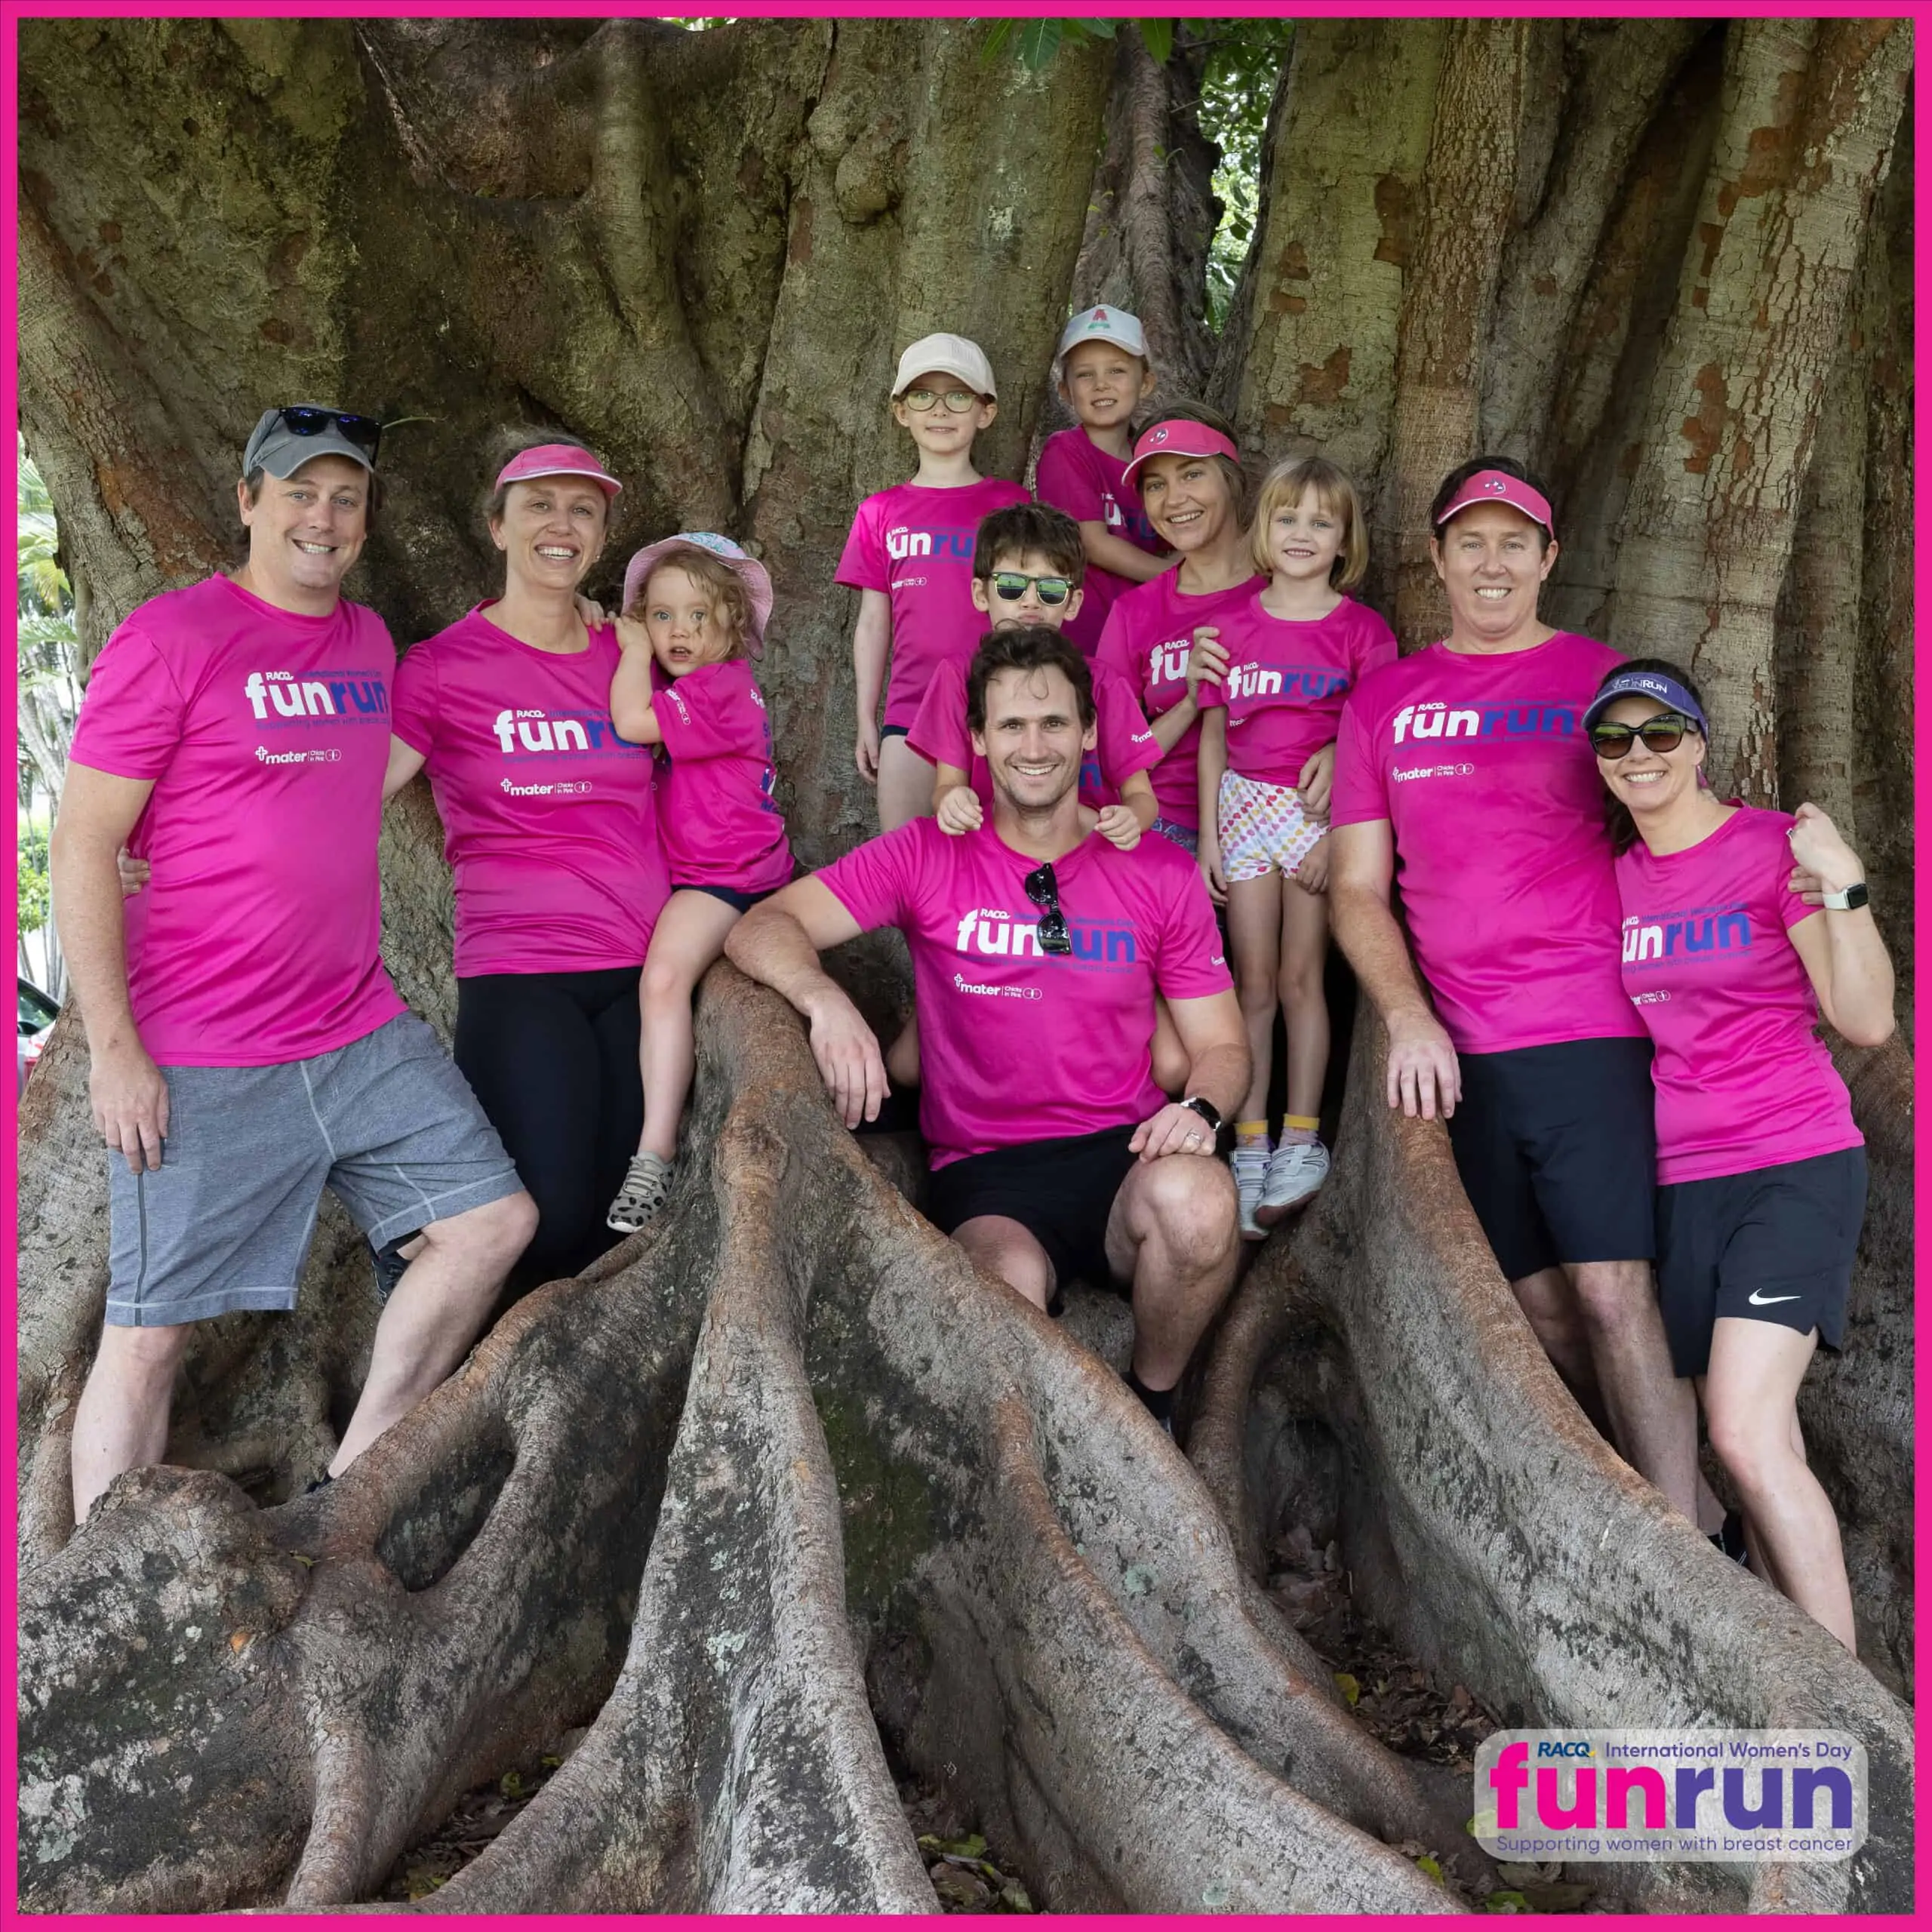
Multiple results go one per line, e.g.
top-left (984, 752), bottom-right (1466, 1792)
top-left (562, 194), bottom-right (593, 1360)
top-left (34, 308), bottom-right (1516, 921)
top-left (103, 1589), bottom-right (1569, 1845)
top-left (1622, 905), bottom-right (1751, 969)
top-left (244, 669), bottom-right (389, 728)
top-left (886, 525), bottom-right (975, 563)
top-left (1228, 663), bottom-right (1352, 705)
top-left (1149, 638), bottom-right (1194, 686)
top-left (1389, 698), bottom-right (1583, 744)
top-left (491, 707), bottom-right (646, 760)
top-left (953, 905), bottom-right (1140, 968)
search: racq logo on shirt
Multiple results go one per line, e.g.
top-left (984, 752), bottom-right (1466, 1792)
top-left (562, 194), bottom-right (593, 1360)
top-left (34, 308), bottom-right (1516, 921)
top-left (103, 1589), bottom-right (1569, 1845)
top-left (244, 669), bottom-right (389, 727)
top-left (953, 905), bottom-right (1140, 968)
top-left (1388, 698), bottom-right (1583, 744)
top-left (490, 707), bottom-right (645, 758)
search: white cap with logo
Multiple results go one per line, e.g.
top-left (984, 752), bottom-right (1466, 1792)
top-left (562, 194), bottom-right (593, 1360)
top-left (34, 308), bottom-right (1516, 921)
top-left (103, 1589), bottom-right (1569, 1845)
top-left (893, 333), bottom-right (997, 400)
top-left (1054, 304), bottom-right (1148, 378)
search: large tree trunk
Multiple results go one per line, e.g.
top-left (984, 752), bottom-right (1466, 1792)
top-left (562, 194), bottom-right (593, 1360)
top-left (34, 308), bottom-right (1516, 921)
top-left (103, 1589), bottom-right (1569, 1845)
top-left (17, 15), bottom-right (1913, 1912)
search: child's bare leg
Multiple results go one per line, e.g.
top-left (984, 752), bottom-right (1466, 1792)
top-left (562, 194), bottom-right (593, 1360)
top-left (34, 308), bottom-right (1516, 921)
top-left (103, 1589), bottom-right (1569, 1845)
top-left (1278, 875), bottom-right (1331, 1124)
top-left (637, 890), bottom-right (746, 1161)
top-left (886, 1008), bottom-right (922, 1089)
top-left (1151, 998), bottom-right (1189, 1096)
top-left (876, 736), bottom-right (939, 832)
top-left (1226, 871), bottom-right (1284, 1124)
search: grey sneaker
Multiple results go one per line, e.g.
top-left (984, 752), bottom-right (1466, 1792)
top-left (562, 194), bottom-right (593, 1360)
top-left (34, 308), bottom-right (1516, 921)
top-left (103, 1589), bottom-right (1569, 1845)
top-left (1257, 1140), bottom-right (1329, 1224)
top-left (607, 1152), bottom-right (674, 1233)
top-left (1232, 1144), bottom-right (1271, 1241)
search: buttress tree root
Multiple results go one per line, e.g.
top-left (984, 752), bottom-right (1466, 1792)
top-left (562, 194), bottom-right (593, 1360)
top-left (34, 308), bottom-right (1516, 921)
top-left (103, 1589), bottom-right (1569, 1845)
top-left (18, 975), bottom-right (1913, 1911)
top-left (1189, 1014), bottom-right (1915, 1914)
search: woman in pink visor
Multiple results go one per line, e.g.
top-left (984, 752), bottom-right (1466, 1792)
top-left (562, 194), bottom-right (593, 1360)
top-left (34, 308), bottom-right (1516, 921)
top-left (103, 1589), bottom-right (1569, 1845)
top-left (384, 437), bottom-right (672, 1293)
top-left (1093, 405), bottom-right (1270, 866)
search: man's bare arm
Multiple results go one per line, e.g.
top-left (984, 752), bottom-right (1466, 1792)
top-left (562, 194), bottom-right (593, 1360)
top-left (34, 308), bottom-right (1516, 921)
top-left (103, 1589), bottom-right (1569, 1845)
top-left (724, 876), bottom-right (888, 1126)
top-left (50, 761), bottom-right (168, 1169)
top-left (1131, 988), bottom-right (1247, 1159)
top-left (1327, 819), bottom-right (1461, 1119)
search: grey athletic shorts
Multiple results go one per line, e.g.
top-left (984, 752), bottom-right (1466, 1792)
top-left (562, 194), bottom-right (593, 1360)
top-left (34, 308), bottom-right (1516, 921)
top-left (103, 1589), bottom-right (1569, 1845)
top-left (106, 1012), bottom-right (523, 1328)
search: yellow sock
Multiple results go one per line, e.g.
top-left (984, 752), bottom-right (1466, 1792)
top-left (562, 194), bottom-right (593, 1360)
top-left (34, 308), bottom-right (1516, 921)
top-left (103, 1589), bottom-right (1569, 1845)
top-left (1235, 1119), bottom-right (1269, 1147)
top-left (1281, 1113), bottom-right (1318, 1146)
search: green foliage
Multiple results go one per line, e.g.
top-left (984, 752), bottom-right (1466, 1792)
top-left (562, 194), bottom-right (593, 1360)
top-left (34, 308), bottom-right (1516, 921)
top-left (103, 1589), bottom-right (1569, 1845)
top-left (1197, 18), bottom-right (1294, 331)
top-left (19, 824), bottom-right (51, 936)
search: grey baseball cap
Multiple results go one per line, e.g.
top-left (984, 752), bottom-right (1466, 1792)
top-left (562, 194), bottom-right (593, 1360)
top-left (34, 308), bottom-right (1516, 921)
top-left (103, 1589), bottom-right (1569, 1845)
top-left (243, 405), bottom-right (381, 479)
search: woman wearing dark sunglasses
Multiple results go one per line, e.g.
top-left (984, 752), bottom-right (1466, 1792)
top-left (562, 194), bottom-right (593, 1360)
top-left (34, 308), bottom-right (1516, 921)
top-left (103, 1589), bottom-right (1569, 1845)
top-left (1589, 657), bottom-right (1894, 1650)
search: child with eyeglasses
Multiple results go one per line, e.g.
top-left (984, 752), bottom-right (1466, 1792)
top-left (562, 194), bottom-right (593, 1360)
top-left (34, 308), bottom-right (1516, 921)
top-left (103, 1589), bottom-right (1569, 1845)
top-left (1034, 306), bottom-right (1173, 656)
top-left (835, 334), bottom-right (1029, 832)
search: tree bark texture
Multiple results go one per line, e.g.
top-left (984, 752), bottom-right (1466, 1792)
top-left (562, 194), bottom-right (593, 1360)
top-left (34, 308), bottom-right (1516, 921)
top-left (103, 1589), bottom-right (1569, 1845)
top-left (16, 16), bottom-right (1915, 1912)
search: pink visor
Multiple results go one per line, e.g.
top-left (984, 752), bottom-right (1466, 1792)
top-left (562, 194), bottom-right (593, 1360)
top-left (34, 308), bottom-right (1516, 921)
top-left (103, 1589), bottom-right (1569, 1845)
top-left (494, 442), bottom-right (623, 498)
top-left (1121, 419), bottom-right (1241, 492)
top-left (1434, 468), bottom-right (1553, 537)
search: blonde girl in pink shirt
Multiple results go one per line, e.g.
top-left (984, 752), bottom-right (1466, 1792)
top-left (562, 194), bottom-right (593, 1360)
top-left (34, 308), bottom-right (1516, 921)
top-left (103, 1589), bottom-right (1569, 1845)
top-left (606, 534), bottom-right (795, 1230)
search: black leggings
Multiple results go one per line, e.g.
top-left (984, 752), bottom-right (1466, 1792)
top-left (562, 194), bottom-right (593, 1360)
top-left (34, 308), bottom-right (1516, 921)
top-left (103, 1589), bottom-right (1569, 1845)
top-left (454, 965), bottom-right (643, 1289)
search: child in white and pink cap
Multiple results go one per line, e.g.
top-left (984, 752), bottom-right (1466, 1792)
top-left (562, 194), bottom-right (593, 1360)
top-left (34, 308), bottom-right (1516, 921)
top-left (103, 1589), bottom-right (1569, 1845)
top-left (835, 332), bottom-right (1029, 832)
top-left (605, 532), bottom-right (794, 1230)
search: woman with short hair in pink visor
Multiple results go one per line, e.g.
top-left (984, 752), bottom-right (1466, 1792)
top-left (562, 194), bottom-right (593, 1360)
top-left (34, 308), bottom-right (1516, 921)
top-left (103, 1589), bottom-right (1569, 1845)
top-left (1093, 404), bottom-right (1269, 868)
top-left (1590, 657), bottom-right (1894, 1648)
top-left (386, 436), bottom-right (672, 1291)
top-left (1329, 454), bottom-right (1700, 1523)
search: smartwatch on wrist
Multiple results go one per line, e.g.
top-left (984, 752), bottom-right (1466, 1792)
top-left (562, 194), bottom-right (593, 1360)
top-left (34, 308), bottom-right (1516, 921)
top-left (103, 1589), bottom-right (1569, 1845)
top-left (1180, 1094), bottom-right (1223, 1136)
top-left (1820, 882), bottom-right (1869, 911)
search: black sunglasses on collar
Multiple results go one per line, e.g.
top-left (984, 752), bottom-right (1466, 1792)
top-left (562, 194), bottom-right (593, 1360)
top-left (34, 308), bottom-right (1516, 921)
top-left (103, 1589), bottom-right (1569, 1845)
top-left (1023, 862), bottom-right (1074, 955)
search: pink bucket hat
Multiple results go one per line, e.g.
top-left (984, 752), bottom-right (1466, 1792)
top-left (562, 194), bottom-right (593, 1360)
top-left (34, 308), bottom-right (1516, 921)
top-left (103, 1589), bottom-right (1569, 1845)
top-left (1434, 467), bottom-right (1555, 538)
top-left (623, 532), bottom-right (774, 654)
top-left (1121, 417), bottom-right (1242, 493)
top-left (494, 442), bottom-right (623, 498)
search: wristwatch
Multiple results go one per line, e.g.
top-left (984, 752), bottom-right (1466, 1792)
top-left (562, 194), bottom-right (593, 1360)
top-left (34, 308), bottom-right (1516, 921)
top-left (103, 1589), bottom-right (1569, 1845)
top-left (1820, 882), bottom-right (1870, 911)
top-left (1180, 1095), bottom-right (1223, 1134)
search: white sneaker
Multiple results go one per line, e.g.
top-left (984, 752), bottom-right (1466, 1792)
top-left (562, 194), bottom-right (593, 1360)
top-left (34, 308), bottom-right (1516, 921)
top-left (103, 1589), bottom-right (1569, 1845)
top-left (1232, 1144), bottom-right (1271, 1241)
top-left (1257, 1140), bottom-right (1329, 1224)
top-left (607, 1152), bottom-right (674, 1233)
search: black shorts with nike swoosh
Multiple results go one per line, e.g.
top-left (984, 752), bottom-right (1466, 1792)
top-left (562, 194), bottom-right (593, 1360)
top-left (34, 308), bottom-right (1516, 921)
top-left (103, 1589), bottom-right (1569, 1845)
top-left (1654, 1147), bottom-right (1866, 1377)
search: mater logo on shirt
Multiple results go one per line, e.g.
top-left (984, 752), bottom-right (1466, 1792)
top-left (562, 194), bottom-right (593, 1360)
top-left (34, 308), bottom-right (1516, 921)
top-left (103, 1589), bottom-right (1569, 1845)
top-left (244, 669), bottom-right (389, 724)
top-left (1389, 699), bottom-right (1581, 744)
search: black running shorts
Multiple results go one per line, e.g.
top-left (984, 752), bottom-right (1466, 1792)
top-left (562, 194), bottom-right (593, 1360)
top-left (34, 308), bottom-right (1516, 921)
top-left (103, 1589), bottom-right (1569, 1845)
top-left (1445, 1036), bottom-right (1657, 1284)
top-left (927, 1124), bottom-right (1141, 1294)
top-left (1654, 1146), bottom-right (1866, 1377)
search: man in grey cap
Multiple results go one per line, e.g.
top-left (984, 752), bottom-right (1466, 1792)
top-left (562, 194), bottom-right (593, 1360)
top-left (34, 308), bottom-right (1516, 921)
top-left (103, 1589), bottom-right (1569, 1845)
top-left (51, 405), bottom-right (537, 1528)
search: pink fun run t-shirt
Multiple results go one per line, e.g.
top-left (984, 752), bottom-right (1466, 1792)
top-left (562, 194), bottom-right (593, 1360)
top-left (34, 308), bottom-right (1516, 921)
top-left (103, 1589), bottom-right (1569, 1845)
top-left (904, 655), bottom-right (1159, 811)
top-left (1195, 593), bottom-right (1398, 789)
top-left (392, 607), bottom-right (670, 977)
top-left (1616, 806), bottom-right (1860, 1186)
top-left (1034, 427), bottom-right (1165, 655)
top-left (68, 574), bottom-right (405, 1065)
top-left (1094, 571), bottom-right (1266, 830)
top-left (1331, 630), bottom-right (1644, 1054)
top-left (651, 657), bottom-right (795, 895)
top-left (836, 477), bottom-right (1032, 729)
top-left (818, 819), bottom-right (1231, 1168)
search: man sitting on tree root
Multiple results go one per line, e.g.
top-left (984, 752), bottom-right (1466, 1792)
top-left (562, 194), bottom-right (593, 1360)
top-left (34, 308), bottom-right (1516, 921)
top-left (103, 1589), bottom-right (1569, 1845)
top-left (727, 625), bottom-right (1247, 1431)
top-left (51, 406), bottom-right (538, 1528)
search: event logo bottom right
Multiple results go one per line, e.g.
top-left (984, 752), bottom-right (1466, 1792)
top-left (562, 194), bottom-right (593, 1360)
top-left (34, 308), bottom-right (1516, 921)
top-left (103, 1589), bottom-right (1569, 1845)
top-left (1472, 1730), bottom-right (1866, 1862)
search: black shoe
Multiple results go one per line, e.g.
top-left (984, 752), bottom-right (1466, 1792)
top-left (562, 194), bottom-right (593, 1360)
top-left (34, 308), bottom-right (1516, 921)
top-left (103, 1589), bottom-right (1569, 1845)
top-left (1709, 1509), bottom-right (1748, 1565)
top-left (371, 1232), bottom-right (421, 1303)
